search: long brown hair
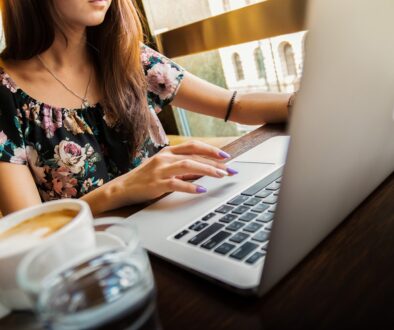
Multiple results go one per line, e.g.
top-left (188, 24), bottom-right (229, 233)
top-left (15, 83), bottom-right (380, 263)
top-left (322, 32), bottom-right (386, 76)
top-left (0, 0), bottom-right (149, 156)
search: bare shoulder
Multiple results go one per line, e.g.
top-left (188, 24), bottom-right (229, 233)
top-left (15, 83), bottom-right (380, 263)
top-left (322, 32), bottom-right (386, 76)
top-left (0, 58), bottom-right (41, 85)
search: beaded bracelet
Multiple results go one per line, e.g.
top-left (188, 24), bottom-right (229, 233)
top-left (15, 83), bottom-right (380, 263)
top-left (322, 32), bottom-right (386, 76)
top-left (224, 91), bottom-right (237, 122)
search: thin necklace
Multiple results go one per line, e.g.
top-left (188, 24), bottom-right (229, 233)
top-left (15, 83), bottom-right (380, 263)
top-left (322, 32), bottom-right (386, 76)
top-left (37, 55), bottom-right (93, 109)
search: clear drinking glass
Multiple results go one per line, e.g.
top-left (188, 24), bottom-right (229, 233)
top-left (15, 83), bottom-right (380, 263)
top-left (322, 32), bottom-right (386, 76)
top-left (18, 218), bottom-right (160, 330)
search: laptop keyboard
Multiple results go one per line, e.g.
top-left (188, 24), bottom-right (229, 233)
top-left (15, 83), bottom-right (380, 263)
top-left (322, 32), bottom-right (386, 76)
top-left (172, 167), bottom-right (283, 266)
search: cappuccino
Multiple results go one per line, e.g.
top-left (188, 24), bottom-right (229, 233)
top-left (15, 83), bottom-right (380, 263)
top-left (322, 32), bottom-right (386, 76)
top-left (0, 209), bottom-right (77, 257)
top-left (0, 199), bottom-right (95, 316)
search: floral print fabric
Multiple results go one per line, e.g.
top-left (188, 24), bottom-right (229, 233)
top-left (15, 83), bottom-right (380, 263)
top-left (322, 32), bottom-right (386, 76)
top-left (0, 45), bottom-right (184, 201)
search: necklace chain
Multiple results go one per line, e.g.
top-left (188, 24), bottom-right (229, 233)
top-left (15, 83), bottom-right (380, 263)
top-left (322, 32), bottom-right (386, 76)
top-left (37, 55), bottom-right (93, 109)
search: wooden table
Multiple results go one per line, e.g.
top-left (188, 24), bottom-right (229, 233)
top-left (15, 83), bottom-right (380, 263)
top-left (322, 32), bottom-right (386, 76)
top-left (2, 124), bottom-right (394, 329)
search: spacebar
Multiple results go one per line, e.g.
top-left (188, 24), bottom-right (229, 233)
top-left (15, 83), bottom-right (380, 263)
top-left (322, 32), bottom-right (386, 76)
top-left (188, 223), bottom-right (224, 245)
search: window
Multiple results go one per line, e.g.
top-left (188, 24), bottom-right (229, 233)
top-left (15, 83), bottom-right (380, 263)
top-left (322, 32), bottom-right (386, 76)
top-left (223, 0), bottom-right (231, 11)
top-left (143, 0), bottom-right (267, 33)
top-left (280, 42), bottom-right (297, 77)
top-left (142, 0), bottom-right (305, 136)
top-left (254, 47), bottom-right (266, 79)
top-left (171, 34), bottom-right (305, 136)
top-left (232, 53), bottom-right (245, 81)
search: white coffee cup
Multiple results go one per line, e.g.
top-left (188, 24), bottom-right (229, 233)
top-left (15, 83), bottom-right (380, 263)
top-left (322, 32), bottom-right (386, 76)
top-left (0, 199), bottom-right (96, 318)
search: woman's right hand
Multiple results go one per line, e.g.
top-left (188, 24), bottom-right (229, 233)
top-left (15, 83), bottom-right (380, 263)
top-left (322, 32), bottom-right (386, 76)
top-left (108, 140), bottom-right (238, 207)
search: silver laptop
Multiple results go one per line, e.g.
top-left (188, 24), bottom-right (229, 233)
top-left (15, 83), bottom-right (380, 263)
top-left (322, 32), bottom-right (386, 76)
top-left (126, 0), bottom-right (394, 295)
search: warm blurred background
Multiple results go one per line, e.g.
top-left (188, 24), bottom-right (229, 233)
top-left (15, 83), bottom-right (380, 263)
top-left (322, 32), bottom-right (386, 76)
top-left (141, 0), bottom-right (306, 140)
top-left (0, 0), bottom-right (307, 149)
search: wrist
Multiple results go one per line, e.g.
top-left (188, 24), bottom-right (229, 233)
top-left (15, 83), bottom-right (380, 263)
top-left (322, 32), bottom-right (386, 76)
top-left (105, 176), bottom-right (127, 208)
top-left (80, 178), bottom-right (124, 216)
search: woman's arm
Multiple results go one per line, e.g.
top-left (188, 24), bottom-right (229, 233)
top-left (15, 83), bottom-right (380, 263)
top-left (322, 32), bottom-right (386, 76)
top-left (172, 71), bottom-right (291, 125)
top-left (0, 162), bottom-right (42, 216)
top-left (0, 141), bottom-right (234, 217)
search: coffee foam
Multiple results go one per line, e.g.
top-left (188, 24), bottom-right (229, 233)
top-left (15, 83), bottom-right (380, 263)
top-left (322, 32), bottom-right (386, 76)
top-left (0, 209), bottom-right (77, 258)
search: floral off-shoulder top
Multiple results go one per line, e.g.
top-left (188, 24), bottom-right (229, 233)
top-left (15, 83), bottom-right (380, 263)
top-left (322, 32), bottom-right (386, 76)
top-left (0, 45), bottom-right (184, 201)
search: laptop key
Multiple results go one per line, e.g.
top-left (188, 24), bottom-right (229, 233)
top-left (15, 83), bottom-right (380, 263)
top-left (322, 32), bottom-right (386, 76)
top-left (269, 205), bottom-right (277, 213)
top-left (239, 212), bottom-right (258, 222)
top-left (201, 231), bottom-right (231, 250)
top-left (261, 241), bottom-right (269, 250)
top-left (202, 212), bottom-right (216, 221)
top-left (243, 222), bottom-right (263, 233)
top-left (241, 168), bottom-right (283, 196)
top-left (265, 221), bottom-right (273, 230)
top-left (251, 203), bottom-right (270, 213)
top-left (188, 223), bottom-right (224, 245)
top-left (230, 242), bottom-right (259, 260)
top-left (174, 230), bottom-right (189, 240)
top-left (189, 221), bottom-right (203, 230)
top-left (232, 205), bottom-right (250, 215)
top-left (241, 178), bottom-right (270, 196)
top-left (227, 195), bottom-right (249, 206)
top-left (215, 242), bottom-right (236, 255)
top-left (215, 205), bottom-right (234, 214)
top-left (266, 182), bottom-right (281, 191)
top-left (245, 251), bottom-right (266, 264)
top-left (255, 190), bottom-right (272, 198)
top-left (229, 232), bottom-right (249, 243)
top-left (219, 214), bottom-right (238, 224)
top-left (252, 230), bottom-right (270, 242)
top-left (226, 221), bottom-right (245, 231)
top-left (256, 212), bottom-right (274, 222)
top-left (194, 222), bottom-right (209, 231)
top-left (263, 195), bottom-right (278, 204)
top-left (244, 197), bottom-right (261, 206)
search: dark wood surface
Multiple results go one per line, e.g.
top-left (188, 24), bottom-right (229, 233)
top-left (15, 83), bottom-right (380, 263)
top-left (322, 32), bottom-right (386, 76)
top-left (2, 124), bottom-right (394, 330)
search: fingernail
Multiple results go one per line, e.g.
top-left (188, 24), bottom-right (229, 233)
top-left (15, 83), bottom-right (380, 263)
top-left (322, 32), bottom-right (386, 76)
top-left (227, 167), bottom-right (238, 175)
top-left (219, 151), bottom-right (231, 159)
top-left (216, 169), bottom-right (229, 177)
top-left (196, 186), bottom-right (208, 193)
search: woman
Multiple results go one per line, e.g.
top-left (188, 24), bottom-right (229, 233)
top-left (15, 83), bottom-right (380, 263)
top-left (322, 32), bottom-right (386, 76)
top-left (0, 0), bottom-right (291, 216)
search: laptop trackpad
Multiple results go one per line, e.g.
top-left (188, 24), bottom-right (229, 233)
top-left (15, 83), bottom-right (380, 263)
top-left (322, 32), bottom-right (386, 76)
top-left (233, 136), bottom-right (290, 165)
top-left (145, 162), bottom-right (278, 212)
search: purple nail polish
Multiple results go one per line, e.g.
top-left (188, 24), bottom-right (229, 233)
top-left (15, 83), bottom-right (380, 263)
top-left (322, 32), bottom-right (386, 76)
top-left (227, 167), bottom-right (238, 175)
top-left (196, 186), bottom-right (207, 193)
top-left (219, 151), bottom-right (231, 159)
